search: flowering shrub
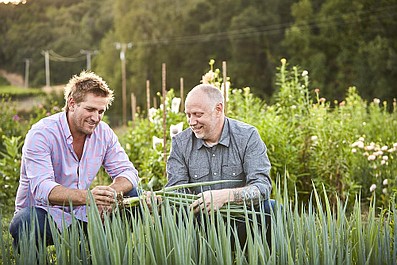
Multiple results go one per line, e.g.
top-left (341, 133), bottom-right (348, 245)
top-left (350, 137), bottom-right (397, 204)
top-left (120, 89), bottom-right (186, 190)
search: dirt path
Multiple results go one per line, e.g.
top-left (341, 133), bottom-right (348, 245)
top-left (0, 69), bottom-right (24, 87)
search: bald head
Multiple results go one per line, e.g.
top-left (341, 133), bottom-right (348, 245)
top-left (185, 84), bottom-right (225, 145)
top-left (186, 84), bottom-right (224, 111)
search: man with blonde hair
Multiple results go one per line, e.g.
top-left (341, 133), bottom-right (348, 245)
top-left (10, 71), bottom-right (139, 247)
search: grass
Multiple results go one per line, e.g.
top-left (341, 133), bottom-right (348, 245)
top-left (0, 85), bottom-right (45, 99)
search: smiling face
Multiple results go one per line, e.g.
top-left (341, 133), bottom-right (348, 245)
top-left (185, 86), bottom-right (225, 145)
top-left (67, 92), bottom-right (107, 137)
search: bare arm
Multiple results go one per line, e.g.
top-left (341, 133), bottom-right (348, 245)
top-left (109, 176), bottom-right (133, 195)
top-left (48, 177), bottom-right (133, 207)
top-left (191, 185), bottom-right (263, 213)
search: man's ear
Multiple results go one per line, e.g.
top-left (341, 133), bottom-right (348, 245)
top-left (215, 102), bottom-right (224, 114)
top-left (68, 97), bottom-right (76, 111)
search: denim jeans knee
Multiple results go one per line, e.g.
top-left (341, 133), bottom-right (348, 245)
top-left (9, 207), bottom-right (53, 247)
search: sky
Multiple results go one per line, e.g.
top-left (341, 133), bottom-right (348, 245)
top-left (0, 0), bottom-right (27, 4)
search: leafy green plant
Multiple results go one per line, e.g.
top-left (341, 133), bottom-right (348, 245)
top-left (0, 135), bottom-right (23, 209)
top-left (2, 178), bottom-right (397, 264)
top-left (0, 86), bottom-right (45, 99)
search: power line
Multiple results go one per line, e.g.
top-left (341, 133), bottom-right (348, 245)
top-left (47, 50), bottom-right (86, 62)
top-left (129, 4), bottom-right (397, 47)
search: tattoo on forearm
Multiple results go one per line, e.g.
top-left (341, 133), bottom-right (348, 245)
top-left (233, 186), bottom-right (262, 205)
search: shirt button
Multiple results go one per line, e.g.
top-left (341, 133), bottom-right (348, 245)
top-left (212, 154), bottom-right (215, 157)
top-left (214, 173), bottom-right (217, 175)
top-left (232, 173), bottom-right (236, 176)
top-left (194, 175), bottom-right (197, 177)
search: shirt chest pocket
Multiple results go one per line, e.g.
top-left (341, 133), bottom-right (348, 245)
top-left (222, 165), bottom-right (244, 180)
top-left (189, 167), bottom-right (210, 181)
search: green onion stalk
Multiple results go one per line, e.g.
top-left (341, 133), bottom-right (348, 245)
top-left (118, 180), bottom-right (270, 220)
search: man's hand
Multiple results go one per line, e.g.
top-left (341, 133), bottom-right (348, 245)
top-left (144, 191), bottom-right (162, 212)
top-left (90, 186), bottom-right (116, 206)
top-left (190, 189), bottom-right (233, 214)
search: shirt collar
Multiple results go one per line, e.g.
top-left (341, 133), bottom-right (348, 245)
top-left (60, 112), bottom-right (94, 144)
top-left (60, 112), bottom-right (73, 144)
top-left (196, 117), bottom-right (230, 149)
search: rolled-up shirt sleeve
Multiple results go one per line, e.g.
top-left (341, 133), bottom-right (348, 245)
top-left (103, 129), bottom-right (139, 188)
top-left (23, 130), bottom-right (60, 205)
top-left (243, 129), bottom-right (272, 200)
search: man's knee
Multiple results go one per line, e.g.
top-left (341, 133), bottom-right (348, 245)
top-left (263, 199), bottom-right (279, 214)
top-left (9, 207), bottom-right (53, 246)
top-left (123, 187), bottom-right (139, 197)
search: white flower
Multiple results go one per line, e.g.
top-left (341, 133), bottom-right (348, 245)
top-left (382, 155), bottom-right (389, 161)
top-left (373, 98), bottom-right (381, 105)
top-left (367, 155), bottom-right (376, 161)
top-left (170, 122), bottom-right (184, 138)
top-left (383, 179), bottom-right (388, 185)
top-left (311, 135), bottom-right (318, 142)
top-left (381, 160), bottom-right (386, 165)
top-left (381, 145), bottom-right (388, 151)
top-left (365, 145), bottom-right (374, 151)
top-left (171, 97), bottom-right (182, 113)
top-left (352, 148), bottom-right (357, 153)
top-left (382, 188), bottom-right (388, 194)
top-left (374, 151), bottom-right (383, 156)
top-left (148, 108), bottom-right (157, 123)
top-left (201, 70), bottom-right (215, 84)
top-left (359, 137), bottom-right (365, 142)
top-left (302, 70), bottom-right (309, 77)
top-left (369, 184), bottom-right (377, 192)
top-left (4, 185), bottom-right (9, 189)
top-left (352, 141), bottom-right (365, 149)
top-left (152, 136), bottom-right (163, 150)
top-left (393, 143), bottom-right (397, 148)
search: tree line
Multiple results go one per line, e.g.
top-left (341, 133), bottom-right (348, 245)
top-left (1, 0), bottom-right (396, 124)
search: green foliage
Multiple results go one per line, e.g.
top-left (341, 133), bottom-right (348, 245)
top-left (117, 59), bottom-right (397, 210)
top-left (2, 180), bottom-right (397, 264)
top-left (120, 89), bottom-right (186, 190)
top-left (0, 97), bottom-right (60, 211)
top-left (0, 135), bottom-right (22, 209)
top-left (0, 76), bottom-right (10, 86)
top-left (0, 86), bottom-right (45, 99)
top-left (2, 0), bottom-right (396, 109)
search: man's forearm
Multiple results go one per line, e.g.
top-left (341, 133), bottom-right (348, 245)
top-left (232, 185), bottom-right (263, 205)
top-left (48, 185), bottom-right (88, 206)
top-left (109, 176), bottom-right (133, 195)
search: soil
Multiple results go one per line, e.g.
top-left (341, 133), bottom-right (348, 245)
top-left (0, 69), bottom-right (24, 87)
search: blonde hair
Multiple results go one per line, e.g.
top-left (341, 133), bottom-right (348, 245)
top-left (63, 71), bottom-right (114, 111)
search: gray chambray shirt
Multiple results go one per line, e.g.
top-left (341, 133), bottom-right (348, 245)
top-left (166, 117), bottom-right (272, 199)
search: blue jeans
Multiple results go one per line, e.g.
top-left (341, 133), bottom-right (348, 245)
top-left (195, 199), bottom-right (278, 249)
top-left (9, 207), bottom-right (54, 247)
top-left (9, 188), bottom-right (139, 248)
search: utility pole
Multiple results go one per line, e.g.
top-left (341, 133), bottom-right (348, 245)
top-left (24, 58), bottom-right (31, 88)
top-left (41, 50), bottom-right (50, 87)
top-left (115, 42), bottom-right (132, 126)
top-left (80, 49), bottom-right (98, 70)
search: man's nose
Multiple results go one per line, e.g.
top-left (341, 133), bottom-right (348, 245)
top-left (91, 111), bottom-right (100, 122)
top-left (188, 116), bottom-right (197, 125)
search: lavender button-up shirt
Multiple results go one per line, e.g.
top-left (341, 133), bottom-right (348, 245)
top-left (14, 112), bottom-right (138, 230)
